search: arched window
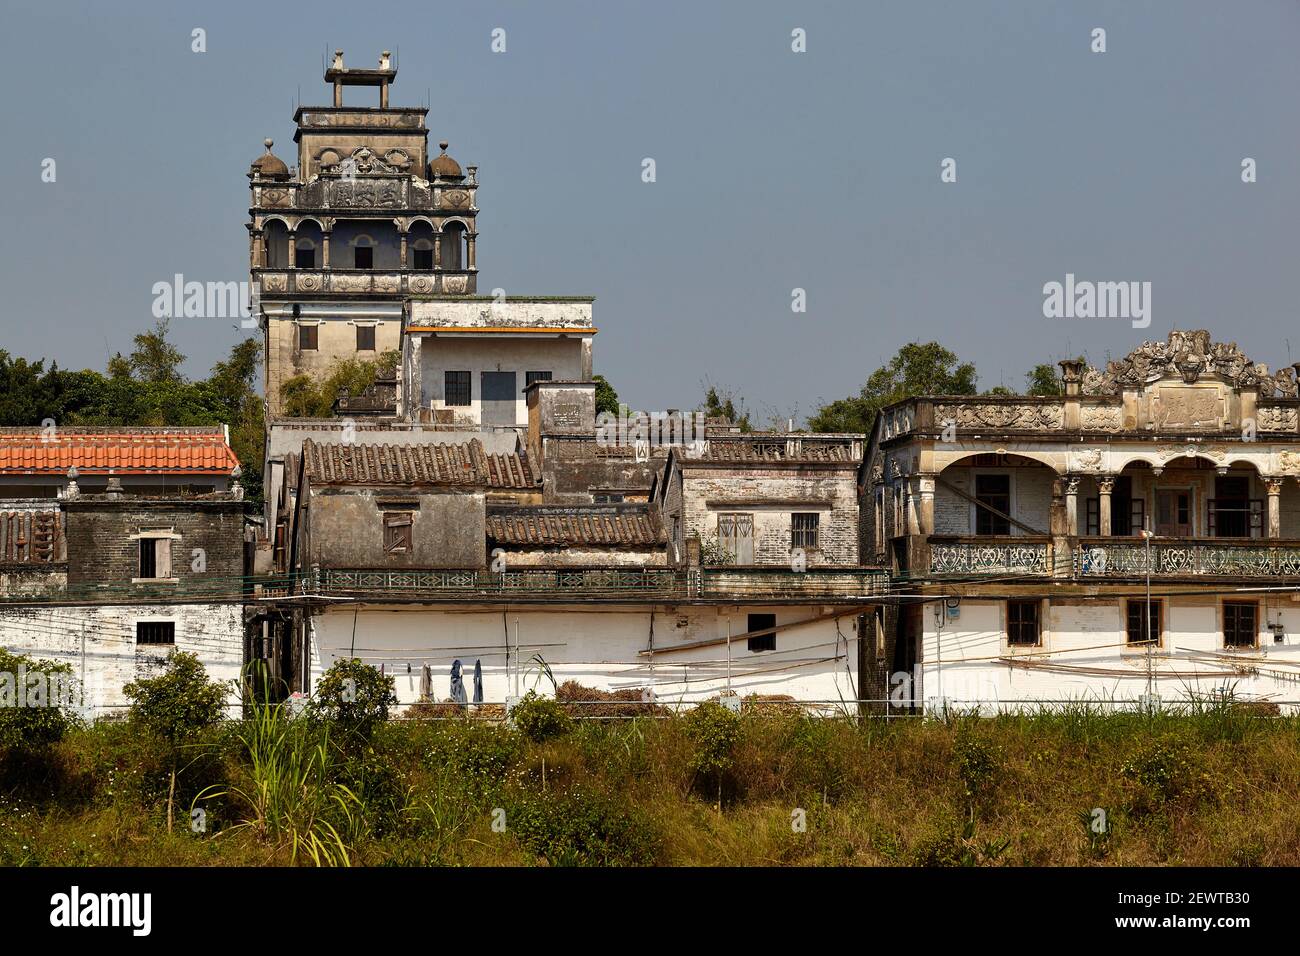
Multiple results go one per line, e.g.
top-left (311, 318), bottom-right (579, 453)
top-left (263, 220), bottom-right (290, 269)
top-left (440, 222), bottom-right (465, 271)
top-left (353, 233), bottom-right (375, 270)
top-left (408, 220), bottom-right (436, 270)
top-left (294, 221), bottom-right (322, 269)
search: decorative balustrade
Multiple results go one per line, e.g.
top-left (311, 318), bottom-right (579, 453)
top-left (928, 537), bottom-right (1052, 576)
top-left (1074, 539), bottom-right (1300, 577)
top-left (253, 269), bottom-right (474, 296)
top-left (318, 566), bottom-right (889, 600)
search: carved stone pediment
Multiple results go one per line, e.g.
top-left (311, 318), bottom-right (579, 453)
top-left (1082, 330), bottom-right (1280, 395)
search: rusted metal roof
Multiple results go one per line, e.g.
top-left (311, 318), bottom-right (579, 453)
top-left (0, 427), bottom-right (239, 475)
top-left (486, 506), bottom-right (664, 547)
top-left (302, 439), bottom-right (536, 489)
top-left (0, 510), bottom-right (64, 564)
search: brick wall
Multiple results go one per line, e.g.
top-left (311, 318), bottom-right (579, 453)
top-left (682, 467), bottom-right (859, 565)
top-left (63, 499), bottom-right (246, 587)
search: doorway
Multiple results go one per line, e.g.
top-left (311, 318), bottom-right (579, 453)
top-left (480, 371), bottom-right (517, 426)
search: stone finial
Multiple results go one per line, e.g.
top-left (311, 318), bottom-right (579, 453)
top-left (105, 472), bottom-right (123, 497)
top-left (65, 466), bottom-right (79, 499)
top-left (264, 138), bottom-right (274, 149)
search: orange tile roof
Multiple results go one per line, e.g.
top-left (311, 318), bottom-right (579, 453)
top-left (0, 427), bottom-right (239, 476)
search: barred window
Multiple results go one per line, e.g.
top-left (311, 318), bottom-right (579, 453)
top-left (526, 370), bottom-right (553, 387)
top-left (1223, 601), bottom-right (1257, 648)
top-left (791, 513), bottom-right (820, 549)
top-left (1007, 600), bottom-right (1040, 646)
top-left (356, 325), bottom-right (376, 351)
top-left (298, 324), bottom-right (318, 351)
top-left (445, 371), bottom-right (471, 407)
top-left (136, 621), bottom-right (175, 645)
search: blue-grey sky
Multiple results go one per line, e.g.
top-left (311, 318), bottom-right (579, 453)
top-left (1, 1), bottom-right (1297, 424)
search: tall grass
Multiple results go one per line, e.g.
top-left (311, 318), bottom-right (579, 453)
top-left (196, 703), bottom-right (362, 866)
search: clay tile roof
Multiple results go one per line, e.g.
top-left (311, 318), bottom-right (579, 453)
top-left (302, 439), bottom-right (537, 489)
top-left (486, 507), bottom-right (665, 548)
top-left (0, 427), bottom-right (239, 476)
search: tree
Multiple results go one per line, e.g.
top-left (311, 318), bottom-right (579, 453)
top-left (809, 342), bottom-right (978, 434)
top-left (307, 658), bottom-right (397, 744)
top-left (129, 319), bottom-right (187, 384)
top-left (0, 649), bottom-right (80, 751)
top-left (699, 384), bottom-right (753, 432)
top-left (279, 352), bottom-right (398, 419)
top-left (124, 651), bottom-right (229, 832)
top-left (592, 374), bottom-right (619, 417)
top-left (1025, 363), bottom-right (1063, 396)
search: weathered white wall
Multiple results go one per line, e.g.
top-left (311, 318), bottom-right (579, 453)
top-left (309, 603), bottom-right (861, 710)
top-left (418, 338), bottom-right (586, 426)
top-left (681, 469), bottom-right (859, 566)
top-left (0, 604), bottom-right (244, 717)
top-left (915, 598), bottom-right (1300, 713)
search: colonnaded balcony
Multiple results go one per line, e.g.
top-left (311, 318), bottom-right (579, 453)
top-left (912, 451), bottom-right (1300, 580)
top-left (295, 566), bottom-right (889, 602)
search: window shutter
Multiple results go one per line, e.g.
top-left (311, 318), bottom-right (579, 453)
top-left (156, 538), bottom-right (172, 578)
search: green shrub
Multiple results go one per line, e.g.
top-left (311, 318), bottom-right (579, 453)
top-left (512, 691), bottom-right (573, 743)
top-left (0, 648), bottom-right (81, 751)
top-left (423, 722), bottom-right (521, 803)
top-left (308, 659), bottom-right (397, 743)
top-left (124, 652), bottom-right (228, 745)
top-left (683, 700), bottom-right (741, 807)
top-left (508, 786), bottom-right (659, 866)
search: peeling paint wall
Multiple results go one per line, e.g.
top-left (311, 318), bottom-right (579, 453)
top-left (0, 603), bottom-right (243, 716)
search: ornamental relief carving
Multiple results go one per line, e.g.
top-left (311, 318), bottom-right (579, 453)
top-left (1079, 405), bottom-right (1123, 431)
top-left (260, 188), bottom-right (291, 208)
top-left (1081, 328), bottom-right (1300, 397)
top-left (1074, 449), bottom-right (1104, 472)
top-left (295, 273), bottom-right (323, 292)
top-left (408, 275), bottom-right (435, 294)
top-left (1257, 407), bottom-right (1299, 431)
top-left (260, 273), bottom-right (288, 293)
top-left (1279, 451), bottom-right (1300, 475)
top-left (1156, 444), bottom-right (1227, 462)
top-left (441, 189), bottom-right (470, 210)
top-left (933, 403), bottom-right (1064, 430)
top-left (441, 275), bottom-right (469, 294)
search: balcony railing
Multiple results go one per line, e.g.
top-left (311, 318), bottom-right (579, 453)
top-left (1075, 539), bottom-right (1300, 577)
top-left (922, 535), bottom-right (1300, 578)
top-left (315, 566), bottom-right (888, 601)
top-left (928, 537), bottom-right (1053, 577)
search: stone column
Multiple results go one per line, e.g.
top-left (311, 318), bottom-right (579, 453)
top-left (1097, 476), bottom-right (1115, 537)
top-left (467, 233), bottom-right (477, 270)
top-left (1266, 478), bottom-right (1283, 539)
top-left (287, 230), bottom-right (297, 270)
top-left (399, 230), bottom-right (408, 270)
top-left (916, 475), bottom-right (936, 537)
top-left (433, 234), bottom-right (442, 270)
top-left (322, 231), bottom-right (330, 269)
top-left (1065, 476), bottom-right (1080, 537)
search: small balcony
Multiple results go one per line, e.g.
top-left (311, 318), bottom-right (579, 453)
top-left (253, 268), bottom-right (476, 297)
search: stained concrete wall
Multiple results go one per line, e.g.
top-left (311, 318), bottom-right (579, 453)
top-left (916, 598), bottom-right (1300, 713)
top-left (0, 603), bottom-right (243, 716)
top-left (306, 487), bottom-right (486, 569)
top-left (309, 602), bottom-right (861, 708)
